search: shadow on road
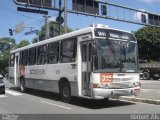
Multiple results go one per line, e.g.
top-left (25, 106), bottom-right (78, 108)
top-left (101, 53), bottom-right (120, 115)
top-left (9, 87), bottom-right (135, 109)
top-left (71, 97), bottom-right (135, 109)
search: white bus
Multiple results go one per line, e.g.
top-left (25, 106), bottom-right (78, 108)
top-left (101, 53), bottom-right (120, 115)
top-left (9, 24), bottom-right (140, 103)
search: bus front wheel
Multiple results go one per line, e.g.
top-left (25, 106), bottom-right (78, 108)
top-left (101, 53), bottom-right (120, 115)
top-left (59, 82), bottom-right (72, 103)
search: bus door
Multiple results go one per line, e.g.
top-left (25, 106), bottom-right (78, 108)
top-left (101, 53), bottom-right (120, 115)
top-left (81, 41), bottom-right (92, 96)
top-left (14, 52), bottom-right (20, 86)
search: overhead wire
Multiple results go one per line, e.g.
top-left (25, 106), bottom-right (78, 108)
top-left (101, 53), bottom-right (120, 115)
top-left (0, 1), bottom-right (38, 20)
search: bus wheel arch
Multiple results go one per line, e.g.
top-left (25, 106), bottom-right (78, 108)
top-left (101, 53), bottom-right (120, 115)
top-left (19, 76), bottom-right (26, 92)
top-left (58, 78), bottom-right (72, 103)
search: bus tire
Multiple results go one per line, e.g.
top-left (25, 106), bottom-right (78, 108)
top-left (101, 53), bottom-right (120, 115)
top-left (20, 78), bottom-right (26, 93)
top-left (142, 71), bottom-right (151, 80)
top-left (59, 81), bottom-right (72, 103)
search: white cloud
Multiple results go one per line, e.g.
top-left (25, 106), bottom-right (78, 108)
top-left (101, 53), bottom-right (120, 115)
top-left (140, 0), bottom-right (160, 3)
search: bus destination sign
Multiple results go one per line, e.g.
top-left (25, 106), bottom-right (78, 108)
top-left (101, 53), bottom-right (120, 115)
top-left (94, 28), bottom-right (135, 41)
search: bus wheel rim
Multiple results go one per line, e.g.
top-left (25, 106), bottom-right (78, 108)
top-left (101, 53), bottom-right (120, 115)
top-left (63, 87), bottom-right (69, 98)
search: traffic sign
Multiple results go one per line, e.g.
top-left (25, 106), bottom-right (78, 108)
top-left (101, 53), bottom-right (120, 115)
top-left (25, 30), bottom-right (38, 35)
top-left (56, 16), bottom-right (64, 24)
top-left (15, 22), bottom-right (25, 34)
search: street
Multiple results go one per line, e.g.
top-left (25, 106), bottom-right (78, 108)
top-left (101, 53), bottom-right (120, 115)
top-left (140, 79), bottom-right (160, 90)
top-left (0, 78), bottom-right (160, 114)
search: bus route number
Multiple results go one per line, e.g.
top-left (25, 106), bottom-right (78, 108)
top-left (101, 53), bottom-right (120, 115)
top-left (100, 73), bottom-right (113, 83)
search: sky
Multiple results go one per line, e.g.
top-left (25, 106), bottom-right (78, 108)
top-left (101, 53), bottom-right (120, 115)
top-left (0, 0), bottom-right (160, 44)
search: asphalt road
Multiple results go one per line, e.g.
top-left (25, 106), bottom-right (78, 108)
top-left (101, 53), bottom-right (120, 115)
top-left (140, 79), bottom-right (160, 90)
top-left (0, 78), bottom-right (160, 115)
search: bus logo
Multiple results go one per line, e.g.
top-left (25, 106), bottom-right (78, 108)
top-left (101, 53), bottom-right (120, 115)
top-left (100, 73), bottom-right (113, 83)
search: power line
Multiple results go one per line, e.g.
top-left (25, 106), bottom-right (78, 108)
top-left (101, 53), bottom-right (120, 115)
top-left (26, 18), bottom-right (44, 27)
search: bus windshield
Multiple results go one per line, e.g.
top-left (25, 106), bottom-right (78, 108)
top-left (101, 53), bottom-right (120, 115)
top-left (93, 38), bottom-right (138, 73)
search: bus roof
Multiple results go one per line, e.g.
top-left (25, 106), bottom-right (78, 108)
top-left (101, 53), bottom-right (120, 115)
top-left (11, 25), bottom-right (133, 54)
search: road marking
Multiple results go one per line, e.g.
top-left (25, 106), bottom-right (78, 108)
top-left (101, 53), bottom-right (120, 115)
top-left (40, 101), bottom-right (72, 110)
top-left (6, 90), bottom-right (23, 96)
top-left (0, 95), bottom-right (7, 98)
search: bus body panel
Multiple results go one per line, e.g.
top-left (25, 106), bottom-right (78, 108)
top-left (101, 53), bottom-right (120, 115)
top-left (20, 63), bottom-right (78, 95)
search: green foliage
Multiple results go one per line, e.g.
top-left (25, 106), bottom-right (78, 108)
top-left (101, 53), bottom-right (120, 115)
top-left (15, 40), bottom-right (30, 49)
top-left (0, 49), bottom-right (10, 74)
top-left (32, 38), bottom-right (38, 44)
top-left (135, 26), bottom-right (160, 60)
top-left (0, 37), bottom-right (15, 75)
top-left (0, 37), bottom-right (16, 44)
top-left (0, 38), bottom-right (30, 74)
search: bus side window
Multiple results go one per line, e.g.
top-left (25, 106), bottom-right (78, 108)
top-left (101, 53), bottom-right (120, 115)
top-left (61, 39), bottom-right (77, 63)
top-left (20, 50), bottom-right (28, 65)
top-left (10, 54), bottom-right (15, 67)
top-left (37, 45), bottom-right (47, 65)
top-left (29, 48), bottom-right (36, 65)
top-left (47, 42), bottom-right (59, 64)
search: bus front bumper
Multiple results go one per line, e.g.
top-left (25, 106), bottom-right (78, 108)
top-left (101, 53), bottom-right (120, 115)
top-left (92, 86), bottom-right (140, 99)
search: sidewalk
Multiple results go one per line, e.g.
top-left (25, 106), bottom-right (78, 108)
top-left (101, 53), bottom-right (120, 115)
top-left (119, 89), bottom-right (160, 105)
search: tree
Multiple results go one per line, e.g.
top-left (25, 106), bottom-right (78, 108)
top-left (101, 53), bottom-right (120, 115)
top-left (0, 37), bottom-right (16, 44)
top-left (0, 38), bottom-right (29, 75)
top-left (135, 26), bottom-right (160, 60)
top-left (0, 49), bottom-right (10, 75)
top-left (15, 40), bottom-right (30, 48)
top-left (32, 23), bottom-right (73, 43)
top-left (0, 37), bottom-right (15, 75)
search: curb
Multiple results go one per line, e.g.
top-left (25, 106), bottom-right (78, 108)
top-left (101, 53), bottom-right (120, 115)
top-left (119, 96), bottom-right (160, 105)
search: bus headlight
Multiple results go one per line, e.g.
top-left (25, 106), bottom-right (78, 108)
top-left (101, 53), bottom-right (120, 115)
top-left (133, 82), bottom-right (141, 87)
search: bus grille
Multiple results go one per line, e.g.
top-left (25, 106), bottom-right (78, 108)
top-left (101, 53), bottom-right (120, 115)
top-left (113, 78), bottom-right (132, 82)
top-left (109, 82), bottom-right (131, 89)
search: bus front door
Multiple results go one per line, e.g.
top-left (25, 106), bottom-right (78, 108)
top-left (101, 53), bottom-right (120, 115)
top-left (14, 53), bottom-right (20, 86)
top-left (81, 42), bottom-right (92, 96)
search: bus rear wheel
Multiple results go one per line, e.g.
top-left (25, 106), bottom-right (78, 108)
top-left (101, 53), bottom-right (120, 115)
top-left (59, 82), bottom-right (72, 103)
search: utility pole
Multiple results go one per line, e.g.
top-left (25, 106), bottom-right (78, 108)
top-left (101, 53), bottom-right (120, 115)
top-left (64, 0), bottom-right (67, 34)
top-left (44, 15), bottom-right (49, 39)
top-left (59, 0), bottom-right (62, 35)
